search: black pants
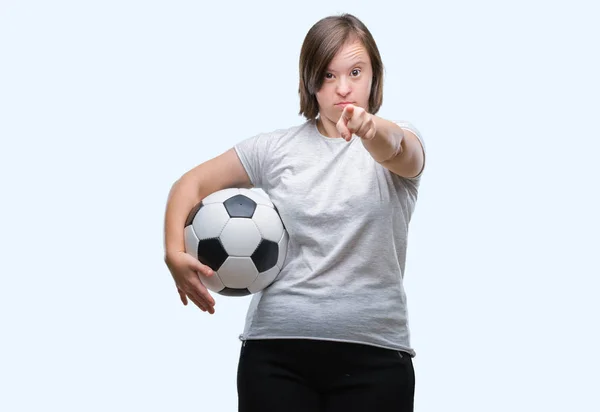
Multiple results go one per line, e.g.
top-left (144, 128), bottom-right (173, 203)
top-left (237, 338), bottom-right (415, 412)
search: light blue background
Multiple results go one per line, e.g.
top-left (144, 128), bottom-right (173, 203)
top-left (1, 0), bottom-right (598, 411)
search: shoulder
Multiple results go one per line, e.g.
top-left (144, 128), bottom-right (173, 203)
top-left (239, 120), bottom-right (314, 153)
top-left (264, 120), bottom-right (313, 142)
top-left (234, 120), bottom-right (314, 167)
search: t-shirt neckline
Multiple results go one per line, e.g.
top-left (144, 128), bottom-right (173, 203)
top-left (311, 118), bottom-right (356, 143)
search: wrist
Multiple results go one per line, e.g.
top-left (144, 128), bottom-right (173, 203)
top-left (164, 248), bottom-right (185, 263)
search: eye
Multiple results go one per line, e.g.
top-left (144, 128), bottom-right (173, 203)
top-left (325, 72), bottom-right (334, 79)
top-left (351, 69), bottom-right (361, 76)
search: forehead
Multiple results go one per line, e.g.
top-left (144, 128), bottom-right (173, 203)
top-left (328, 37), bottom-right (371, 68)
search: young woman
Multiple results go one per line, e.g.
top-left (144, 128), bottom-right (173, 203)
top-left (164, 13), bottom-right (426, 412)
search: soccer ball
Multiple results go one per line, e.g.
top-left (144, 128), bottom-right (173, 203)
top-left (184, 188), bottom-right (288, 296)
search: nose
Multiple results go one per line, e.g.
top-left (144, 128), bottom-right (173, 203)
top-left (336, 77), bottom-right (351, 97)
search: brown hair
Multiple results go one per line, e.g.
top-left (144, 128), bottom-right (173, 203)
top-left (298, 13), bottom-right (384, 120)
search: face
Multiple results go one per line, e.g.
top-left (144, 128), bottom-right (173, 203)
top-left (315, 37), bottom-right (373, 127)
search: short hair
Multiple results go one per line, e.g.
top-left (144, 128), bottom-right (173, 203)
top-left (298, 14), bottom-right (384, 120)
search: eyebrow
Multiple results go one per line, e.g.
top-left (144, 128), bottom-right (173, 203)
top-left (326, 60), bottom-right (368, 72)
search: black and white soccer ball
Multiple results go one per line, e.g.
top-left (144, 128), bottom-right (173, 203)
top-left (184, 188), bottom-right (288, 296)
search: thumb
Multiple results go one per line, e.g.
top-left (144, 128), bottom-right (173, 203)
top-left (184, 252), bottom-right (214, 276)
top-left (197, 261), bottom-right (214, 277)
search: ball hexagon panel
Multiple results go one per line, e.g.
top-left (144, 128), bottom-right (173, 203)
top-left (247, 265), bottom-right (281, 294)
top-left (220, 218), bottom-right (262, 256)
top-left (223, 194), bottom-right (257, 218)
top-left (251, 240), bottom-right (279, 272)
top-left (196, 238), bottom-right (229, 271)
top-left (191, 203), bottom-right (230, 240)
top-left (202, 188), bottom-right (241, 204)
top-left (252, 204), bottom-right (284, 242)
top-left (218, 256), bottom-right (259, 289)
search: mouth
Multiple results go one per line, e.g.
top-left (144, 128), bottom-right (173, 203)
top-left (335, 102), bottom-right (354, 107)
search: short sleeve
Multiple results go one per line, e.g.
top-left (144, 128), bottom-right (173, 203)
top-left (234, 131), bottom-right (274, 190)
top-left (395, 121), bottom-right (426, 181)
top-left (393, 121), bottom-right (426, 201)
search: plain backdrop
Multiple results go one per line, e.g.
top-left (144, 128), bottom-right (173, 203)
top-left (1, 0), bottom-right (599, 411)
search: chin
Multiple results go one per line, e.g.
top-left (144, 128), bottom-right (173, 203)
top-left (321, 112), bottom-right (337, 122)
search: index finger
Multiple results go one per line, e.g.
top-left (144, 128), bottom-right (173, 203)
top-left (341, 104), bottom-right (355, 121)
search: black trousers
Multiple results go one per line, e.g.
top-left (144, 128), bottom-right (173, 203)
top-left (237, 338), bottom-right (415, 412)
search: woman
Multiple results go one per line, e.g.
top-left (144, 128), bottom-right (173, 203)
top-left (164, 13), bottom-right (426, 412)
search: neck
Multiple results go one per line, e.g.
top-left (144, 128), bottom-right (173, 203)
top-left (316, 115), bottom-right (342, 139)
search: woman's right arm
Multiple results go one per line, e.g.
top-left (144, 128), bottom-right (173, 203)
top-left (163, 148), bottom-right (252, 314)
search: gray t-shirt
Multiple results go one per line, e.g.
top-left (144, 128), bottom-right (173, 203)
top-left (234, 118), bottom-right (425, 356)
